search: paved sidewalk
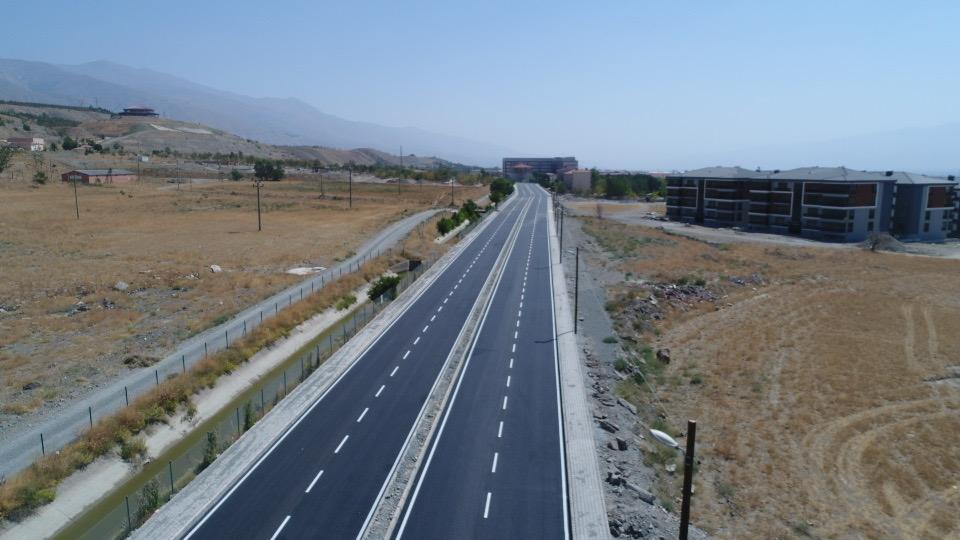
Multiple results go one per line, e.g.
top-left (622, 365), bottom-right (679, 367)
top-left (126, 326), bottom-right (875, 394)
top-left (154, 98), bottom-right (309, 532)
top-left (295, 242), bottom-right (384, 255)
top-left (0, 209), bottom-right (442, 480)
top-left (546, 189), bottom-right (610, 539)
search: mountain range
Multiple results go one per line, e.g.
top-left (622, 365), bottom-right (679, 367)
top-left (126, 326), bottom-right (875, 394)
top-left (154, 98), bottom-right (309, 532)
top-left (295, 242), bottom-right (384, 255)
top-left (0, 58), bottom-right (511, 166)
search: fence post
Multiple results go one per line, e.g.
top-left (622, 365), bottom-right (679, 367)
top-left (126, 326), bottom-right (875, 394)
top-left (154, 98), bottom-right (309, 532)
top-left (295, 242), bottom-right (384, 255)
top-left (260, 388), bottom-right (265, 412)
top-left (204, 342), bottom-right (208, 357)
top-left (275, 303), bottom-right (278, 315)
top-left (125, 496), bottom-right (132, 531)
top-left (283, 372), bottom-right (287, 395)
top-left (329, 334), bottom-right (333, 350)
top-left (300, 288), bottom-right (303, 300)
top-left (236, 407), bottom-right (241, 434)
top-left (88, 406), bottom-right (93, 427)
top-left (155, 370), bottom-right (160, 386)
top-left (168, 461), bottom-right (175, 494)
top-left (40, 433), bottom-right (45, 456)
top-left (225, 329), bottom-right (228, 346)
top-left (182, 355), bottom-right (186, 373)
top-left (300, 357), bottom-right (304, 379)
top-left (125, 386), bottom-right (129, 406)
top-left (260, 310), bottom-right (263, 323)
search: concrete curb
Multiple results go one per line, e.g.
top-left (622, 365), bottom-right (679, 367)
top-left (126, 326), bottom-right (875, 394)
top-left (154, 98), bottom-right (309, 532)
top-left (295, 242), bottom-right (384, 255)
top-left (546, 188), bottom-right (610, 539)
top-left (132, 196), bottom-right (517, 539)
top-left (361, 193), bottom-right (531, 539)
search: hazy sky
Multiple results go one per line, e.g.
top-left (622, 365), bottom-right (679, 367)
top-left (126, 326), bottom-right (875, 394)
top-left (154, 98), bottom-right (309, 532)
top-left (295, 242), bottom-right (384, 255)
top-left (4, 0), bottom-right (960, 169)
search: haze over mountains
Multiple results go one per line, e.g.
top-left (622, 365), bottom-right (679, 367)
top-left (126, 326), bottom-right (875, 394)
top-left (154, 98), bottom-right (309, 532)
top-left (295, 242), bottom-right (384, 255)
top-left (0, 58), bottom-right (511, 166)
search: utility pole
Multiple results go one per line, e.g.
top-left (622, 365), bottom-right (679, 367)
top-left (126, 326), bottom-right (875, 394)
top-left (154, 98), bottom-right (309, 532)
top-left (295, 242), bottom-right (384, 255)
top-left (319, 171), bottom-right (324, 197)
top-left (72, 174), bottom-right (80, 219)
top-left (398, 146), bottom-right (402, 197)
top-left (450, 177), bottom-right (455, 207)
top-left (559, 207), bottom-right (564, 262)
top-left (137, 142), bottom-right (142, 183)
top-left (574, 247), bottom-right (580, 334)
top-left (349, 166), bottom-right (353, 209)
top-left (255, 180), bottom-right (262, 231)
top-left (679, 420), bottom-right (697, 540)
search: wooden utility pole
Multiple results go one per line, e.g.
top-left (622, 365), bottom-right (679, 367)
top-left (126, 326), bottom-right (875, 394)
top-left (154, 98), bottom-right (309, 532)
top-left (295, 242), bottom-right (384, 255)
top-left (72, 174), bottom-right (80, 219)
top-left (398, 146), bottom-right (403, 196)
top-left (679, 420), bottom-right (697, 540)
top-left (574, 247), bottom-right (580, 334)
top-left (349, 166), bottom-right (353, 209)
top-left (256, 181), bottom-right (262, 231)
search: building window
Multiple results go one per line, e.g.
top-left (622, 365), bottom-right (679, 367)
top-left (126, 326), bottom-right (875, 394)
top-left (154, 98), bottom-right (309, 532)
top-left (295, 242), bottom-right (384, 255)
top-left (848, 210), bottom-right (854, 219)
top-left (869, 209), bottom-right (875, 219)
top-left (847, 223), bottom-right (853, 232)
top-left (925, 211), bottom-right (931, 220)
top-left (924, 223), bottom-right (930, 232)
top-left (868, 221), bottom-right (874, 232)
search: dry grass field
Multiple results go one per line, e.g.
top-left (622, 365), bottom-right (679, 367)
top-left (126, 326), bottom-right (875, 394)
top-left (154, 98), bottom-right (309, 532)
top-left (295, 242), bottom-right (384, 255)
top-left (0, 174), bottom-right (484, 425)
top-left (581, 217), bottom-right (960, 539)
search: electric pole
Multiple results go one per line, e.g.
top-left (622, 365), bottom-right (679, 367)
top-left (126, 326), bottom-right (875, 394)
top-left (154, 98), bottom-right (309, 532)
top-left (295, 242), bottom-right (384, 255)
top-left (319, 172), bottom-right (324, 197)
top-left (349, 166), bottom-right (353, 209)
top-left (72, 174), bottom-right (80, 219)
top-left (679, 420), bottom-right (697, 540)
top-left (574, 246), bottom-right (580, 334)
top-left (398, 146), bottom-right (403, 197)
top-left (255, 180), bottom-right (262, 231)
top-left (450, 177), bottom-right (455, 207)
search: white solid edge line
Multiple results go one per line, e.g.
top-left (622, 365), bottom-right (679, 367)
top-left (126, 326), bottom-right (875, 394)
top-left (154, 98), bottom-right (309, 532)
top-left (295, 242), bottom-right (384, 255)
top-left (357, 408), bottom-right (369, 423)
top-left (181, 204), bottom-right (500, 539)
top-left (544, 185), bottom-right (571, 539)
top-left (376, 384), bottom-right (385, 397)
top-left (270, 515), bottom-right (291, 540)
top-left (305, 470), bottom-right (324, 493)
top-left (395, 194), bottom-right (534, 539)
top-left (334, 435), bottom-right (349, 454)
top-left (483, 492), bottom-right (492, 519)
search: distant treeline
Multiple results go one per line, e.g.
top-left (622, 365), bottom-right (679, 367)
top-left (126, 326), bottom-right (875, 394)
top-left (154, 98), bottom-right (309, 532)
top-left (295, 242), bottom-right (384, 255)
top-left (535, 170), bottom-right (664, 198)
top-left (0, 99), bottom-right (113, 115)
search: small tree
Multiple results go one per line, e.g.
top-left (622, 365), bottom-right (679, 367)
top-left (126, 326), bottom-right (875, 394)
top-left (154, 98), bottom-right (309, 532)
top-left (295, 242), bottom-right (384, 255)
top-left (197, 431), bottom-right (219, 472)
top-left (33, 171), bottom-right (47, 184)
top-left (229, 169), bottom-right (243, 181)
top-left (61, 136), bottom-right (79, 150)
top-left (0, 147), bottom-right (12, 174)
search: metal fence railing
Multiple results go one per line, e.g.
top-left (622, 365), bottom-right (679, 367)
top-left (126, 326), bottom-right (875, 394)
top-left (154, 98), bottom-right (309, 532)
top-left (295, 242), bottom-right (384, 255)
top-left (61, 262), bottom-right (433, 540)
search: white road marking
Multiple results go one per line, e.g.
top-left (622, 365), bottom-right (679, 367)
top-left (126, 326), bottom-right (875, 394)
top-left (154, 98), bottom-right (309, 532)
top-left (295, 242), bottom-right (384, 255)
top-left (483, 492), bottom-right (492, 519)
top-left (498, 421), bottom-right (504, 438)
top-left (334, 435), bottom-right (349, 454)
top-left (270, 516), bottom-right (291, 540)
top-left (514, 330), bottom-right (518, 339)
top-left (502, 396), bottom-right (508, 410)
top-left (491, 452), bottom-right (499, 473)
top-left (357, 408), bottom-right (369, 422)
top-left (437, 306), bottom-right (443, 312)
top-left (423, 325), bottom-right (429, 333)
top-left (512, 343), bottom-right (516, 353)
top-left (414, 336), bottom-right (420, 345)
top-left (443, 298), bottom-right (448, 304)
top-left (516, 320), bottom-right (520, 328)
top-left (454, 284), bottom-right (458, 290)
top-left (506, 375), bottom-right (511, 387)
top-left (403, 350), bottom-right (411, 360)
top-left (509, 358), bottom-right (513, 369)
top-left (305, 470), bottom-right (324, 493)
top-left (521, 294), bottom-right (524, 301)
top-left (449, 291), bottom-right (453, 297)
top-left (390, 366), bottom-right (399, 377)
top-left (376, 384), bottom-right (385, 397)
top-left (430, 315), bottom-right (436, 322)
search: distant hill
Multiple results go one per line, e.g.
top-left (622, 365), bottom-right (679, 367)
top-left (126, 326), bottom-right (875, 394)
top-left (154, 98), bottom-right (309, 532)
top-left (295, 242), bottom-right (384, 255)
top-left (0, 101), bottom-right (465, 169)
top-left (0, 58), bottom-right (511, 166)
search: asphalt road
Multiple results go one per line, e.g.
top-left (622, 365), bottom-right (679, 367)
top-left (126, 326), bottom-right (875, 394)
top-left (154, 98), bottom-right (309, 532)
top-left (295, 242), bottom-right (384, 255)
top-left (0, 209), bottom-right (443, 480)
top-left (185, 190), bottom-right (536, 539)
top-left (396, 184), bottom-right (568, 539)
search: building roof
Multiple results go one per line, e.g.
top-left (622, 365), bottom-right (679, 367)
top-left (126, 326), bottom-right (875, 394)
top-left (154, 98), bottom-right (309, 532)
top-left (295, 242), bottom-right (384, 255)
top-left (670, 166), bottom-right (956, 185)
top-left (67, 169), bottom-right (135, 176)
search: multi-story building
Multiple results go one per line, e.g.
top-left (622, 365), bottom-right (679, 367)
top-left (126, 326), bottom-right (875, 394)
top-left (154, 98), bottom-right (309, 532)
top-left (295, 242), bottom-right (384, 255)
top-left (666, 166), bottom-right (957, 242)
top-left (561, 169), bottom-right (592, 193)
top-left (6, 137), bottom-right (45, 151)
top-left (502, 157), bottom-right (577, 181)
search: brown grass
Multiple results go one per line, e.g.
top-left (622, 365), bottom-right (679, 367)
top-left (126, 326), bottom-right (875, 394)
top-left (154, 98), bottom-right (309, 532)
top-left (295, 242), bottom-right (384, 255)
top-left (0, 212), bottom-right (455, 519)
top-left (0, 174), bottom-right (484, 422)
top-left (582, 217), bottom-right (960, 540)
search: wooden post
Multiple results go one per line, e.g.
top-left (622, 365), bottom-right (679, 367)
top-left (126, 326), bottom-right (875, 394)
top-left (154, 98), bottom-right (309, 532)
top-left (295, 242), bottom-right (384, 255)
top-left (680, 420), bottom-right (697, 540)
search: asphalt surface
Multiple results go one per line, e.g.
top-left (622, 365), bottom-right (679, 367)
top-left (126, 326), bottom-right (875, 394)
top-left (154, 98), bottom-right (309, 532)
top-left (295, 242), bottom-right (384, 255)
top-left (0, 208), bottom-right (442, 480)
top-left (185, 190), bottom-right (536, 539)
top-left (395, 185), bottom-right (568, 538)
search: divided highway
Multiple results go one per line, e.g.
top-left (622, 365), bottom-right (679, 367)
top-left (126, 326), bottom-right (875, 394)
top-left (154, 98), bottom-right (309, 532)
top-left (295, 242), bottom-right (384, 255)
top-left (396, 184), bottom-right (568, 538)
top-left (185, 188), bottom-right (538, 539)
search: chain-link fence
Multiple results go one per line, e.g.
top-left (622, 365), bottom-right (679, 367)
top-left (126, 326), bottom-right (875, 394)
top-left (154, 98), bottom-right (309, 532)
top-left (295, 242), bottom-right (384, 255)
top-left (64, 261), bottom-right (432, 540)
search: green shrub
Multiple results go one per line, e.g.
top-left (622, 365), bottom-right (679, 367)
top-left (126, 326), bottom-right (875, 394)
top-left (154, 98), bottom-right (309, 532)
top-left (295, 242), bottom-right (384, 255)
top-left (602, 336), bottom-right (618, 344)
top-left (119, 435), bottom-right (147, 461)
top-left (613, 358), bottom-right (629, 372)
top-left (335, 295), bottom-right (356, 311)
top-left (368, 275), bottom-right (401, 301)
